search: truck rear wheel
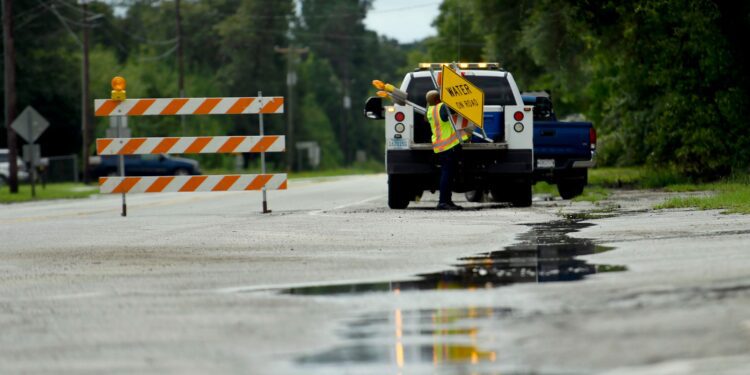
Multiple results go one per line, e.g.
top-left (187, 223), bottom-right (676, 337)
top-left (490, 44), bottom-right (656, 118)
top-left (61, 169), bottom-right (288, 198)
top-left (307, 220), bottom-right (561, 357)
top-left (510, 183), bottom-right (532, 207)
top-left (464, 190), bottom-right (486, 203)
top-left (558, 181), bottom-right (585, 200)
top-left (388, 175), bottom-right (410, 209)
top-left (490, 187), bottom-right (506, 203)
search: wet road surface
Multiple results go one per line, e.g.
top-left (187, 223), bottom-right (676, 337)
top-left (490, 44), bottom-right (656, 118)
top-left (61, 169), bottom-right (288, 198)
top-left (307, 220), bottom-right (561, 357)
top-left (2, 175), bottom-right (750, 374)
top-left (290, 219), bottom-right (625, 374)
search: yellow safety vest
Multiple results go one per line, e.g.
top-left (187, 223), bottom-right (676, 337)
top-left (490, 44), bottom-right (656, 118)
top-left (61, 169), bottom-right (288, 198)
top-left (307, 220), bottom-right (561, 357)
top-left (426, 103), bottom-right (460, 153)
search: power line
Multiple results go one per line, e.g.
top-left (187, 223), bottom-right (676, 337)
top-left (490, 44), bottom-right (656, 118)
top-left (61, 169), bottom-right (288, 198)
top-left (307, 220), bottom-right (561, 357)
top-left (14, 0), bottom-right (56, 20)
top-left (138, 43), bottom-right (178, 61)
top-left (52, 0), bottom-right (94, 15)
top-left (101, 16), bottom-right (177, 45)
top-left (369, 1), bottom-right (441, 14)
top-left (48, 4), bottom-right (82, 46)
top-left (42, 2), bottom-right (100, 28)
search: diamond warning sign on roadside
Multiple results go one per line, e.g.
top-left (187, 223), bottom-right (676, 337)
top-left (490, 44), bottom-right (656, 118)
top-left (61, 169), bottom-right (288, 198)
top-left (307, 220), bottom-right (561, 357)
top-left (11, 106), bottom-right (49, 143)
top-left (440, 65), bottom-right (484, 128)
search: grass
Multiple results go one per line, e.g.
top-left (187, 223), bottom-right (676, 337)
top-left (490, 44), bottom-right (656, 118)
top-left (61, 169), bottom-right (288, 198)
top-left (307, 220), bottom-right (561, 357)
top-left (588, 166), bottom-right (688, 188)
top-left (558, 166), bottom-right (691, 204)
top-left (654, 176), bottom-right (750, 214)
top-left (534, 180), bottom-right (610, 202)
top-left (590, 166), bottom-right (750, 214)
top-left (532, 181), bottom-right (557, 195)
top-left (573, 186), bottom-right (611, 202)
top-left (0, 182), bottom-right (98, 203)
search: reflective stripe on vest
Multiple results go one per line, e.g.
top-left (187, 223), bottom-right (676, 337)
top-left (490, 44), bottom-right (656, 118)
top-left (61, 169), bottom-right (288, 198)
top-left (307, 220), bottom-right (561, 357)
top-left (427, 103), bottom-right (459, 153)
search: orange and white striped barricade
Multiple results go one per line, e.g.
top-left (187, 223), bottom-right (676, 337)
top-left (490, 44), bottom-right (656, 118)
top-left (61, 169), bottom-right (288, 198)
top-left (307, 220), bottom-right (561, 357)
top-left (94, 97), bottom-right (284, 117)
top-left (99, 174), bottom-right (287, 194)
top-left (94, 81), bottom-right (285, 216)
top-left (95, 136), bottom-right (285, 155)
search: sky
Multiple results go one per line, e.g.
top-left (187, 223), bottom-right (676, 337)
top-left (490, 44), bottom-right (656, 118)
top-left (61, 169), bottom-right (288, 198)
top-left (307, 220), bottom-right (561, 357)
top-left (363, 0), bottom-right (441, 44)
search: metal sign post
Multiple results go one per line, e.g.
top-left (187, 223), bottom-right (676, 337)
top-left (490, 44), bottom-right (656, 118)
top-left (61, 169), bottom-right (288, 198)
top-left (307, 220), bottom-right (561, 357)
top-left (12, 106), bottom-right (50, 198)
top-left (116, 115), bottom-right (127, 217)
top-left (258, 90), bottom-right (271, 214)
top-left (27, 115), bottom-right (36, 197)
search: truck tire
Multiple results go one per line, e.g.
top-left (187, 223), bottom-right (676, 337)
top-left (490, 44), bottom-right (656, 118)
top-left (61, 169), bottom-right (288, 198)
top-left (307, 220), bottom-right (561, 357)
top-left (558, 181), bottom-right (585, 200)
top-left (510, 183), bottom-right (532, 207)
top-left (489, 187), bottom-right (506, 203)
top-left (464, 190), bottom-right (486, 203)
top-left (388, 175), bottom-right (410, 209)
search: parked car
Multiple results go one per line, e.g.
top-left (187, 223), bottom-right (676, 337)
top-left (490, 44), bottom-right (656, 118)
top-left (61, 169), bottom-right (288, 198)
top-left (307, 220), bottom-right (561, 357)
top-left (0, 149), bottom-right (29, 185)
top-left (89, 154), bottom-right (201, 178)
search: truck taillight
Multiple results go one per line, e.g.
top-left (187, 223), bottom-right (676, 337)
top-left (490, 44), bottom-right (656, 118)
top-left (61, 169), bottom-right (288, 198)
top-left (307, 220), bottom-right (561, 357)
top-left (590, 127), bottom-right (597, 150)
top-left (395, 112), bottom-right (405, 122)
top-left (513, 111), bottom-right (524, 121)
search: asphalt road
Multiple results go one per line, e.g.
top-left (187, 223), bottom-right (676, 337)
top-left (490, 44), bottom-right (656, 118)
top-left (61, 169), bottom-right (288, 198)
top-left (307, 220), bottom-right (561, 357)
top-left (1, 174), bottom-right (749, 374)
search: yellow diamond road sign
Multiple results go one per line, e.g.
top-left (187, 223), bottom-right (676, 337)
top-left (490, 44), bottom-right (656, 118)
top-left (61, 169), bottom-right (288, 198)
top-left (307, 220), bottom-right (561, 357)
top-left (440, 65), bottom-right (484, 128)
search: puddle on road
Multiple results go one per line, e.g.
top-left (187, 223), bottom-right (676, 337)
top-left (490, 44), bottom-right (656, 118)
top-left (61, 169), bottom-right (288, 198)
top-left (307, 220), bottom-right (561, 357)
top-left (285, 220), bottom-right (623, 296)
top-left (298, 307), bottom-right (511, 374)
top-left (287, 219), bottom-right (626, 373)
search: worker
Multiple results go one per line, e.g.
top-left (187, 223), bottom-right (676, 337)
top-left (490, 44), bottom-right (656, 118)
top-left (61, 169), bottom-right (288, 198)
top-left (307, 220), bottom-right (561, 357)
top-left (425, 90), bottom-right (463, 210)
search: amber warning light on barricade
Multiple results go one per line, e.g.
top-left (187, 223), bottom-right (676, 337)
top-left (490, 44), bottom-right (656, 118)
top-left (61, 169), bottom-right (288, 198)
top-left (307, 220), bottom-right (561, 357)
top-left (111, 76), bottom-right (127, 101)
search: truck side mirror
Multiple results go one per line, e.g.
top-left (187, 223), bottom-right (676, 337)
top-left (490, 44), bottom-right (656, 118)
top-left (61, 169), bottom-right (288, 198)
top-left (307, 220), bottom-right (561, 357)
top-left (363, 96), bottom-right (384, 120)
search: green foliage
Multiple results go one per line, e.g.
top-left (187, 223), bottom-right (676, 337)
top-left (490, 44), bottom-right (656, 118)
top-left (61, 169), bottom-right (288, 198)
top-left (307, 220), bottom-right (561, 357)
top-left (428, 0), bottom-right (484, 62)
top-left (0, 183), bottom-right (97, 203)
top-left (5, 0), bottom-right (424, 175)
top-left (431, 0), bottom-right (750, 180)
top-left (588, 167), bottom-right (689, 189)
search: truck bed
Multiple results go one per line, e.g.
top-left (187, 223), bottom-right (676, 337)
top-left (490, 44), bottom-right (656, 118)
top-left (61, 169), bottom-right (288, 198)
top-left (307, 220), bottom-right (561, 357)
top-left (534, 121), bottom-right (593, 164)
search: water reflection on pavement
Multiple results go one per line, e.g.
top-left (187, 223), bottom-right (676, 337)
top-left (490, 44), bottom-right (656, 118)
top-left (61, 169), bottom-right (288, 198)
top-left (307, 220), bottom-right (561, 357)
top-left (287, 220), bottom-right (623, 374)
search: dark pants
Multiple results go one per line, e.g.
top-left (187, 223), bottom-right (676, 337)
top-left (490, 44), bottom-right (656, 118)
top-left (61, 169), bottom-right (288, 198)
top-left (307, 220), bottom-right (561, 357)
top-left (437, 146), bottom-right (460, 204)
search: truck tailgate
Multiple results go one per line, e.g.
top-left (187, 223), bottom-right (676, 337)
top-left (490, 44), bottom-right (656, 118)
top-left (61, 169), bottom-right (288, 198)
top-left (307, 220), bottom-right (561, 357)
top-left (534, 121), bottom-right (592, 160)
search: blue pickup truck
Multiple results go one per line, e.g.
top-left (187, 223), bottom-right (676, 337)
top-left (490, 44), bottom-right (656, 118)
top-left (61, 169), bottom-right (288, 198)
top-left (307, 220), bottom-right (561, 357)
top-left (461, 91), bottom-right (595, 202)
top-left (523, 91), bottom-right (595, 199)
top-left (89, 154), bottom-right (201, 178)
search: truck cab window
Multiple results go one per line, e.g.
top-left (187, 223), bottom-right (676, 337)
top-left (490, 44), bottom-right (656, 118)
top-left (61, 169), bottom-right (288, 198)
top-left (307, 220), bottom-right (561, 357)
top-left (464, 76), bottom-right (516, 106)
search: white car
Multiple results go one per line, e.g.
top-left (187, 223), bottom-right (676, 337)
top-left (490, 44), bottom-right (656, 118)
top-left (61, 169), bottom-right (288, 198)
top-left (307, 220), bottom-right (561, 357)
top-left (0, 149), bottom-right (29, 185)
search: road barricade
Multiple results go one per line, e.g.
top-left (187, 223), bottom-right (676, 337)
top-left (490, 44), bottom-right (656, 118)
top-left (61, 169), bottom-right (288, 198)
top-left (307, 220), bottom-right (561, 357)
top-left (99, 174), bottom-right (287, 194)
top-left (94, 77), bottom-right (285, 216)
top-left (96, 136), bottom-right (285, 155)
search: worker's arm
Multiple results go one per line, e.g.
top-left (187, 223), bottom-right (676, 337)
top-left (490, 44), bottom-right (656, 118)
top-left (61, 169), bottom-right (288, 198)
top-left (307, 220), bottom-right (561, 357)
top-left (439, 104), bottom-right (451, 122)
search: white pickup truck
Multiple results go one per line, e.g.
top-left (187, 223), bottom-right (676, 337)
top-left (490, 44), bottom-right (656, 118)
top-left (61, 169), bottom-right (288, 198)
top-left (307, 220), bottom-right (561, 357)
top-left (364, 63), bottom-right (535, 209)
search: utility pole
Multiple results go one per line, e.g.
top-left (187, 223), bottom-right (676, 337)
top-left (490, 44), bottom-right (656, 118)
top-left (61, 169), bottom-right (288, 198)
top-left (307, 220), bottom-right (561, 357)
top-left (81, 0), bottom-right (91, 183)
top-left (2, 0), bottom-right (18, 193)
top-left (274, 46), bottom-right (308, 171)
top-left (176, 0), bottom-right (186, 135)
